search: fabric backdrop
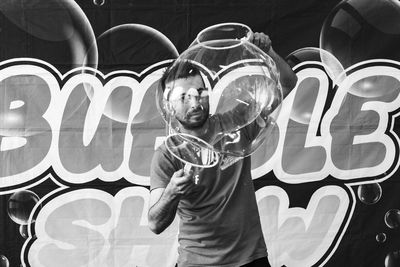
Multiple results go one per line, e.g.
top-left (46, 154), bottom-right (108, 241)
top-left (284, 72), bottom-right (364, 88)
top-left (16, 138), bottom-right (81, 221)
top-left (1, 0), bottom-right (400, 266)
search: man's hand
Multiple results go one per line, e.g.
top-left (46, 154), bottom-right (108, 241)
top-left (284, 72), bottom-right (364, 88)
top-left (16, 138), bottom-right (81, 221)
top-left (248, 32), bottom-right (272, 54)
top-left (165, 168), bottom-right (195, 198)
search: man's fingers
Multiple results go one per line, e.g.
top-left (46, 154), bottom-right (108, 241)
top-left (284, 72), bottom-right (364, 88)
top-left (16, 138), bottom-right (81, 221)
top-left (247, 31), bottom-right (254, 43)
top-left (175, 181), bottom-right (194, 195)
top-left (180, 173), bottom-right (194, 185)
top-left (253, 32), bottom-right (261, 47)
top-left (170, 168), bottom-right (197, 196)
top-left (173, 169), bottom-right (184, 177)
top-left (173, 169), bottom-right (193, 184)
top-left (180, 182), bottom-right (196, 195)
top-left (250, 32), bottom-right (272, 53)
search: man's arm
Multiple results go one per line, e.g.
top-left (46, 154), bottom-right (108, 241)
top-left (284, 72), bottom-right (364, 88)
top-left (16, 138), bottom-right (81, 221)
top-left (148, 188), bottom-right (180, 234)
top-left (148, 169), bottom-right (194, 234)
top-left (267, 47), bottom-right (298, 98)
top-left (250, 32), bottom-right (298, 98)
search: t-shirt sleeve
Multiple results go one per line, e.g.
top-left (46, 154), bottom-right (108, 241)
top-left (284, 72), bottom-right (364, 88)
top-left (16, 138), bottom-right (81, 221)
top-left (150, 146), bottom-right (181, 191)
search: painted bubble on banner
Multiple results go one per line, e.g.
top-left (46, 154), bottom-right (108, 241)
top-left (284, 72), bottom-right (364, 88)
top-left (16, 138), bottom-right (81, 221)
top-left (157, 23), bottom-right (282, 159)
top-left (0, 255), bottom-right (9, 267)
top-left (84, 24), bottom-right (178, 124)
top-left (286, 47), bottom-right (346, 85)
top-left (0, 0), bottom-right (97, 74)
top-left (384, 209), bottom-right (400, 229)
top-left (375, 232), bottom-right (386, 243)
top-left (348, 75), bottom-right (400, 99)
top-left (320, 0), bottom-right (400, 70)
top-left (385, 251), bottom-right (400, 267)
top-left (7, 190), bottom-right (40, 225)
top-left (357, 183), bottom-right (382, 205)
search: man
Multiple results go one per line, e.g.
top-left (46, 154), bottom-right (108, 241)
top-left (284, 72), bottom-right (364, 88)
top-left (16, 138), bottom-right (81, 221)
top-left (148, 32), bottom-right (297, 267)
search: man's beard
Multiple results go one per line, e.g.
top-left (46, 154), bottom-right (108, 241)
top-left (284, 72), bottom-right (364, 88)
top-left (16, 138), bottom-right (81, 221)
top-left (178, 106), bottom-right (209, 130)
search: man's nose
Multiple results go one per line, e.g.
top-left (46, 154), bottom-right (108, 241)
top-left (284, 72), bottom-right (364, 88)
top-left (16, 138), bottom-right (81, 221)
top-left (188, 95), bottom-right (201, 105)
top-left (186, 88), bottom-right (201, 106)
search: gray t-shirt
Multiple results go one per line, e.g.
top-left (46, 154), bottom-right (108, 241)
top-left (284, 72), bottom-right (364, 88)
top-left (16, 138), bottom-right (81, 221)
top-left (150, 141), bottom-right (267, 266)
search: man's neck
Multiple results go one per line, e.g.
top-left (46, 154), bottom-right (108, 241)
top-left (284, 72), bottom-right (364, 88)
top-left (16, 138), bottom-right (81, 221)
top-left (179, 118), bottom-right (222, 146)
top-left (180, 119), bottom-right (210, 137)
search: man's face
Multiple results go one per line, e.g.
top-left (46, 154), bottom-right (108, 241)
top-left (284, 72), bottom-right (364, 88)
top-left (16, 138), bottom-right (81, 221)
top-left (166, 74), bottom-right (209, 130)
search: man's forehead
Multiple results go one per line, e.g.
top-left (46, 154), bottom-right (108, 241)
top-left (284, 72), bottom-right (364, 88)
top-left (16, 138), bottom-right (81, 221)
top-left (168, 86), bottom-right (186, 100)
top-left (165, 75), bottom-right (205, 98)
top-left (166, 75), bottom-right (205, 89)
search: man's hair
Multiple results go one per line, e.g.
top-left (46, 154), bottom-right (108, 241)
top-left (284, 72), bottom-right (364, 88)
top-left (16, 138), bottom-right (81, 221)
top-left (160, 60), bottom-right (202, 93)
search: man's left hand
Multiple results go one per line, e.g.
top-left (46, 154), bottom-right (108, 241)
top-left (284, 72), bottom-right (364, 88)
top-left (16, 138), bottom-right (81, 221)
top-left (248, 32), bottom-right (272, 54)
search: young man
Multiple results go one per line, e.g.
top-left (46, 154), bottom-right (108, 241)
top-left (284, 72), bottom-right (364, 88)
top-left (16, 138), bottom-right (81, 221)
top-left (148, 32), bottom-right (297, 267)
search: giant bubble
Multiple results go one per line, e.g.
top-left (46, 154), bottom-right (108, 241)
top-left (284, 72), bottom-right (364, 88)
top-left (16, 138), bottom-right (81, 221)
top-left (156, 23), bottom-right (282, 165)
top-left (320, 0), bottom-right (400, 70)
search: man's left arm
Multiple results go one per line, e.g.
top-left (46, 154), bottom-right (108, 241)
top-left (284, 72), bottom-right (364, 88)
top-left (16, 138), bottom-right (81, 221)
top-left (250, 32), bottom-right (298, 98)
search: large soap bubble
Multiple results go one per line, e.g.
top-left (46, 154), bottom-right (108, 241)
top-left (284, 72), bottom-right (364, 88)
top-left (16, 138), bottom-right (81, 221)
top-left (286, 47), bottom-right (346, 85)
top-left (0, 0), bottom-right (97, 74)
top-left (7, 190), bottom-right (41, 225)
top-left (92, 24), bottom-right (178, 74)
top-left (84, 24), bottom-right (179, 124)
top-left (156, 23), bottom-right (282, 164)
top-left (320, 0), bottom-right (400, 70)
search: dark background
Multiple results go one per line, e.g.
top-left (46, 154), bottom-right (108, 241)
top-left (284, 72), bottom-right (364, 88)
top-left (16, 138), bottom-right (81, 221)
top-left (2, 0), bottom-right (400, 266)
top-left (76, 0), bottom-right (341, 57)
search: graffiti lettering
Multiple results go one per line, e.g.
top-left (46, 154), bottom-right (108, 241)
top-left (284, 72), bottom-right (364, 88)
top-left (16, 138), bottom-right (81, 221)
top-left (26, 187), bottom-right (178, 267)
top-left (0, 60), bottom-right (399, 189)
top-left (254, 63), bottom-right (400, 184)
top-left (256, 185), bottom-right (350, 267)
top-left (24, 185), bottom-right (350, 267)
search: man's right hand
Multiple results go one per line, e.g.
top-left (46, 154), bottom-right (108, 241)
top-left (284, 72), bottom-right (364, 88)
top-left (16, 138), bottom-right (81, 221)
top-left (165, 169), bottom-right (195, 198)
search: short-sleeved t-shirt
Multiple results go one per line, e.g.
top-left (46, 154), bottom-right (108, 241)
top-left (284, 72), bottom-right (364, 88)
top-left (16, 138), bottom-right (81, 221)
top-left (150, 135), bottom-right (267, 266)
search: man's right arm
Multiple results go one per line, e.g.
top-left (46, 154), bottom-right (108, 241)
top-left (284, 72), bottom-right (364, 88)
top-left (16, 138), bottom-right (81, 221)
top-left (148, 169), bottom-right (194, 234)
top-left (148, 187), bottom-right (180, 234)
